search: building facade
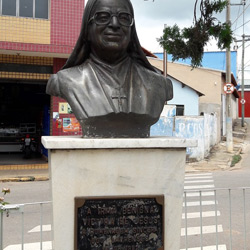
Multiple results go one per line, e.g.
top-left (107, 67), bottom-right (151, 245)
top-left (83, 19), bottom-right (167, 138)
top-left (148, 58), bottom-right (239, 143)
top-left (154, 51), bottom-right (238, 80)
top-left (0, 0), bottom-right (85, 152)
top-left (238, 79), bottom-right (250, 118)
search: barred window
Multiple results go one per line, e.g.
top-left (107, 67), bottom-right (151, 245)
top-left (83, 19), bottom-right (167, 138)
top-left (0, 0), bottom-right (49, 19)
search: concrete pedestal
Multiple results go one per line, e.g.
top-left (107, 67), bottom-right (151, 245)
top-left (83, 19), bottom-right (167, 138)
top-left (42, 136), bottom-right (196, 250)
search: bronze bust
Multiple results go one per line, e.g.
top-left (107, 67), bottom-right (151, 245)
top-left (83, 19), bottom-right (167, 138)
top-left (46, 0), bottom-right (173, 138)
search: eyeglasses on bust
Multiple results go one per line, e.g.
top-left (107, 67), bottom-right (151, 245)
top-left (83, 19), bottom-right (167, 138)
top-left (88, 11), bottom-right (134, 27)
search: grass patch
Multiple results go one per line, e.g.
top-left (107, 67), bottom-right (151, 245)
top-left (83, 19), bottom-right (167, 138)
top-left (231, 154), bottom-right (242, 167)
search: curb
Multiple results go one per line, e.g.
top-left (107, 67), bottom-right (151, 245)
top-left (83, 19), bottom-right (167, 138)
top-left (0, 176), bottom-right (49, 182)
top-left (0, 164), bottom-right (48, 170)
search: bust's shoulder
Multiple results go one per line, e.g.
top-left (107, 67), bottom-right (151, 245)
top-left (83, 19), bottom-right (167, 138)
top-left (57, 62), bottom-right (91, 81)
top-left (46, 62), bottom-right (92, 97)
top-left (133, 61), bottom-right (168, 82)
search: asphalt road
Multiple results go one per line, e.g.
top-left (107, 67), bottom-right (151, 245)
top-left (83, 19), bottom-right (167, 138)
top-left (1, 181), bottom-right (52, 249)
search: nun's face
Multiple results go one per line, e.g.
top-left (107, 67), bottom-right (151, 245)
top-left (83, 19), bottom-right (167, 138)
top-left (88, 0), bottom-right (132, 62)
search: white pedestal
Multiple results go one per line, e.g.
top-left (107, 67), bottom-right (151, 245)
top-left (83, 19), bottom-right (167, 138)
top-left (42, 136), bottom-right (196, 250)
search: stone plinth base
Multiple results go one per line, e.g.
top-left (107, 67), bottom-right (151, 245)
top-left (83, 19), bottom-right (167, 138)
top-left (42, 137), bottom-right (196, 250)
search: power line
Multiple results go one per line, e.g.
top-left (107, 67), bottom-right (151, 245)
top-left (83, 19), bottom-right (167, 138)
top-left (245, 58), bottom-right (250, 65)
top-left (231, 1), bottom-right (250, 26)
top-left (245, 42), bottom-right (250, 49)
top-left (233, 19), bottom-right (250, 32)
top-left (232, 5), bottom-right (242, 32)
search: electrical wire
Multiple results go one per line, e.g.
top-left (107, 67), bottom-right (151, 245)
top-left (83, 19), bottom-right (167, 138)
top-left (233, 19), bottom-right (250, 32)
top-left (231, 1), bottom-right (250, 28)
top-left (232, 6), bottom-right (242, 33)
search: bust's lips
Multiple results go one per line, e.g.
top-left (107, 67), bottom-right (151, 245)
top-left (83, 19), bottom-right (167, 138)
top-left (103, 32), bottom-right (122, 40)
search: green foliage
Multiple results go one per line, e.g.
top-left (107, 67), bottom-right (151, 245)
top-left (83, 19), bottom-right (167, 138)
top-left (231, 154), bottom-right (242, 167)
top-left (158, 0), bottom-right (233, 67)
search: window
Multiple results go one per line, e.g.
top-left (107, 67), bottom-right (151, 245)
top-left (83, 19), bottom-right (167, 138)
top-left (176, 105), bottom-right (184, 116)
top-left (2, 0), bottom-right (16, 16)
top-left (0, 0), bottom-right (49, 19)
top-left (35, 0), bottom-right (48, 19)
top-left (20, 0), bottom-right (33, 18)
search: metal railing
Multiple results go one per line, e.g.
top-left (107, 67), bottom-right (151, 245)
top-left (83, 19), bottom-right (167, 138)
top-left (0, 201), bottom-right (52, 250)
top-left (1, 188), bottom-right (250, 250)
top-left (181, 187), bottom-right (250, 250)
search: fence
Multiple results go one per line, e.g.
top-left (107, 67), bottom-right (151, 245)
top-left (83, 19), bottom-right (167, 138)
top-left (0, 188), bottom-right (250, 250)
top-left (181, 187), bottom-right (250, 250)
top-left (0, 201), bottom-right (52, 250)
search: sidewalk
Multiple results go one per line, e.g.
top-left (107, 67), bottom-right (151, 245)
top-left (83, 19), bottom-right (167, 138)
top-left (186, 118), bottom-right (250, 172)
top-left (0, 154), bottom-right (49, 182)
top-left (0, 119), bottom-right (249, 181)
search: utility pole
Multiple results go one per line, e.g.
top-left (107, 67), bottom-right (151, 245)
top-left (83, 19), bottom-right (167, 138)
top-left (241, 0), bottom-right (246, 127)
top-left (226, 0), bottom-right (233, 152)
top-left (163, 24), bottom-right (167, 77)
top-left (242, 33), bottom-right (245, 127)
top-left (240, 34), bottom-right (250, 124)
top-left (233, 0), bottom-right (250, 127)
top-left (240, 34), bottom-right (250, 126)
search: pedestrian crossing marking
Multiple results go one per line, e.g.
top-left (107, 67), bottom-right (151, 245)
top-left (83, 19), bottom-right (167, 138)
top-left (183, 200), bottom-right (217, 207)
top-left (185, 176), bottom-right (213, 180)
top-left (185, 180), bottom-right (214, 184)
top-left (182, 173), bottom-right (226, 250)
top-left (180, 244), bottom-right (227, 250)
top-left (28, 224), bottom-right (51, 233)
top-left (182, 211), bottom-right (221, 219)
top-left (185, 173), bottom-right (212, 177)
top-left (4, 241), bottom-right (52, 250)
top-left (181, 225), bottom-right (223, 236)
top-left (184, 191), bottom-right (215, 197)
top-left (184, 185), bottom-right (215, 190)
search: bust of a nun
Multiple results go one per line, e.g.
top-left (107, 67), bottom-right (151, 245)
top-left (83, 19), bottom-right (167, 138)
top-left (46, 0), bottom-right (173, 138)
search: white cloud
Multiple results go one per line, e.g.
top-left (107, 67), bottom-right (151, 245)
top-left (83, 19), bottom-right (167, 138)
top-left (84, 0), bottom-right (250, 77)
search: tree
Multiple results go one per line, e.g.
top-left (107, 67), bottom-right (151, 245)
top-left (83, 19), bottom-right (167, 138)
top-left (158, 0), bottom-right (233, 67)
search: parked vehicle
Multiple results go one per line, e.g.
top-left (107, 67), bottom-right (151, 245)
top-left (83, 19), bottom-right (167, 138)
top-left (20, 134), bottom-right (37, 158)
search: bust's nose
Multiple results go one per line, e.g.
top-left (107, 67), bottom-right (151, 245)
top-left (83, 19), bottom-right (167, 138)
top-left (108, 16), bottom-right (120, 29)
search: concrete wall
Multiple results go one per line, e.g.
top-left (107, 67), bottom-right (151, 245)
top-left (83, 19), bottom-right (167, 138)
top-left (231, 94), bottom-right (238, 120)
top-left (199, 103), bottom-right (221, 143)
top-left (151, 105), bottom-right (218, 161)
top-left (167, 76), bottom-right (200, 116)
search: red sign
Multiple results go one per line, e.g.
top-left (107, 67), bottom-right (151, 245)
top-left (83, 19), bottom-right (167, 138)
top-left (223, 83), bottom-right (234, 94)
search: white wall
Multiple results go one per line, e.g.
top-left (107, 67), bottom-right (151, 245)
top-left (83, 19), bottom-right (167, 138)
top-left (231, 94), bottom-right (238, 120)
top-left (167, 76), bottom-right (200, 116)
top-left (151, 105), bottom-right (218, 161)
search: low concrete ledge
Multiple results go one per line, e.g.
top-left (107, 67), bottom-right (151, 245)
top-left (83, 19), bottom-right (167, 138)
top-left (42, 136), bottom-right (197, 149)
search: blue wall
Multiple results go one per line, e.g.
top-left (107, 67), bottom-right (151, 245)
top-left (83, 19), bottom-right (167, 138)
top-left (167, 76), bottom-right (200, 116)
top-left (154, 51), bottom-right (237, 79)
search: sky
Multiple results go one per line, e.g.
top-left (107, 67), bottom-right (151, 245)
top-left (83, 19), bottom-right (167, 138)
top-left (85, 0), bottom-right (250, 79)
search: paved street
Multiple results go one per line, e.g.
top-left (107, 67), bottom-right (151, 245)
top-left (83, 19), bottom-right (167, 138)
top-left (180, 120), bottom-right (250, 250)
top-left (1, 181), bottom-right (52, 250)
top-left (2, 167), bottom-right (250, 250)
top-left (180, 172), bottom-right (250, 250)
